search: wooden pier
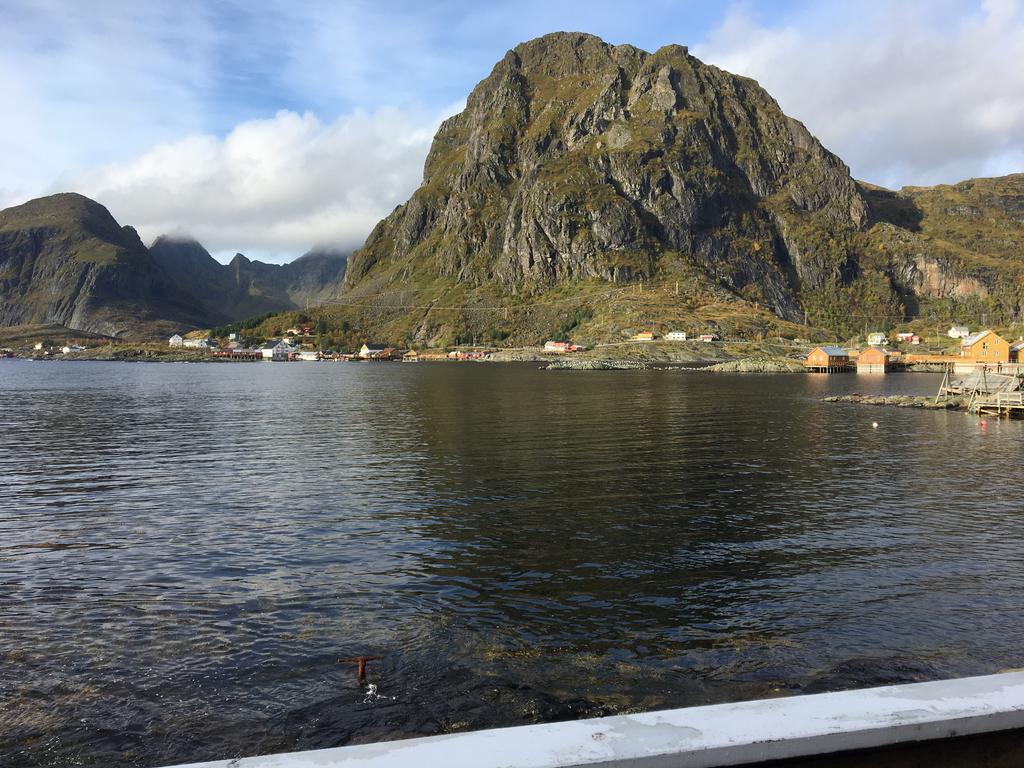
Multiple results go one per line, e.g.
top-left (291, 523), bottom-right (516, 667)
top-left (972, 391), bottom-right (1024, 418)
top-left (936, 367), bottom-right (1024, 418)
top-left (805, 363), bottom-right (853, 373)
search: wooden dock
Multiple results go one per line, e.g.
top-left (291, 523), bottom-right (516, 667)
top-left (936, 367), bottom-right (1024, 418)
top-left (805, 363), bottom-right (853, 373)
top-left (972, 391), bottom-right (1024, 417)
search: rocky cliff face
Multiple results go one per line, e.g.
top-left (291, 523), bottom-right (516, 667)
top-left (149, 237), bottom-right (347, 323)
top-left (345, 32), bottom-right (869, 321)
top-left (863, 175), bottom-right (1024, 315)
top-left (0, 194), bottom-right (209, 336)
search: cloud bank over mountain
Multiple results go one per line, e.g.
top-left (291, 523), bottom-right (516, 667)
top-left (62, 105), bottom-right (458, 259)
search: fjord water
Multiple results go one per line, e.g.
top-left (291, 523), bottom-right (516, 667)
top-left (2, 360), bottom-right (1023, 767)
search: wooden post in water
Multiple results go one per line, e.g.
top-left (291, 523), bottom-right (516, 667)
top-left (338, 655), bottom-right (384, 684)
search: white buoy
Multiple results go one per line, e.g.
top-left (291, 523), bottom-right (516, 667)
top-left (872, 422), bottom-right (879, 429)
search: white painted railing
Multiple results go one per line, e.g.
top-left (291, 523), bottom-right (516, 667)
top-left (164, 671), bottom-right (1024, 768)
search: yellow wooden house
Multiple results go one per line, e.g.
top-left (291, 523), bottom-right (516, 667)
top-left (960, 330), bottom-right (1010, 363)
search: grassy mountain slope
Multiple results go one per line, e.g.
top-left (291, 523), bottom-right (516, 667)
top-left (325, 33), bottom-right (1021, 345)
top-left (0, 194), bottom-right (210, 337)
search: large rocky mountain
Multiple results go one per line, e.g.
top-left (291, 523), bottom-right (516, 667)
top-left (344, 33), bottom-right (867, 322)
top-left (0, 195), bottom-right (347, 338)
top-left (338, 32), bottom-right (1022, 344)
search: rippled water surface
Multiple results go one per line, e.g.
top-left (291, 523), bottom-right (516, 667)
top-left (2, 359), bottom-right (1023, 767)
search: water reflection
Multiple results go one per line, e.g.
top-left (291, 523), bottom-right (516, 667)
top-left (1, 361), bottom-right (1023, 767)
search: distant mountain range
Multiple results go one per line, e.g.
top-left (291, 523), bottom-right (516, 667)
top-left (149, 236), bottom-right (346, 327)
top-left (0, 193), bottom-right (347, 337)
top-left (1, 32), bottom-right (1021, 343)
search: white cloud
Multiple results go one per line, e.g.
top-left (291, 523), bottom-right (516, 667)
top-left (693, 0), bottom-right (1024, 188)
top-left (0, 0), bottom-right (219, 210)
top-left (61, 104), bottom-right (460, 261)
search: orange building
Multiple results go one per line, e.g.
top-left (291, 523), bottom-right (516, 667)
top-left (805, 346), bottom-right (850, 372)
top-left (857, 346), bottom-right (892, 373)
top-left (960, 330), bottom-right (1010, 363)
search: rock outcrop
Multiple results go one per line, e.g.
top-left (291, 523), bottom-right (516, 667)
top-left (863, 174), bottom-right (1024, 316)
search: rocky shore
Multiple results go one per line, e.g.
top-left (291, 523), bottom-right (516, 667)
top-left (542, 359), bottom-right (649, 371)
top-left (31, 347), bottom-right (234, 363)
top-left (703, 357), bottom-right (805, 373)
top-left (823, 394), bottom-right (968, 410)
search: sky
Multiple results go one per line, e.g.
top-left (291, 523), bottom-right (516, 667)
top-left (1, 0), bottom-right (1022, 262)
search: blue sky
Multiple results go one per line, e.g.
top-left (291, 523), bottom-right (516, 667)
top-left (1, 0), bottom-right (1022, 261)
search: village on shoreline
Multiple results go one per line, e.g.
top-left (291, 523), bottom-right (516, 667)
top-left (4, 321), bottom-right (1024, 376)
top-left (805, 326), bottom-right (1024, 375)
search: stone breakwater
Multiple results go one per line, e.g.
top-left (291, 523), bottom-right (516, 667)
top-left (543, 359), bottom-right (650, 370)
top-left (704, 357), bottom-right (805, 373)
top-left (823, 394), bottom-right (968, 410)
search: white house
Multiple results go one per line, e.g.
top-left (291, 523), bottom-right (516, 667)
top-left (666, 331), bottom-right (687, 341)
top-left (182, 338), bottom-right (211, 349)
top-left (543, 341), bottom-right (574, 353)
top-left (359, 343), bottom-right (389, 358)
top-left (169, 334), bottom-right (183, 347)
top-left (867, 332), bottom-right (888, 346)
top-left (948, 325), bottom-right (970, 339)
top-left (61, 345), bottom-right (85, 354)
top-left (262, 340), bottom-right (295, 360)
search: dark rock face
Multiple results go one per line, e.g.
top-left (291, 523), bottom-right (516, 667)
top-left (345, 32), bottom-right (869, 320)
top-left (0, 194), bottom-right (209, 336)
top-left (149, 238), bottom-right (347, 324)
